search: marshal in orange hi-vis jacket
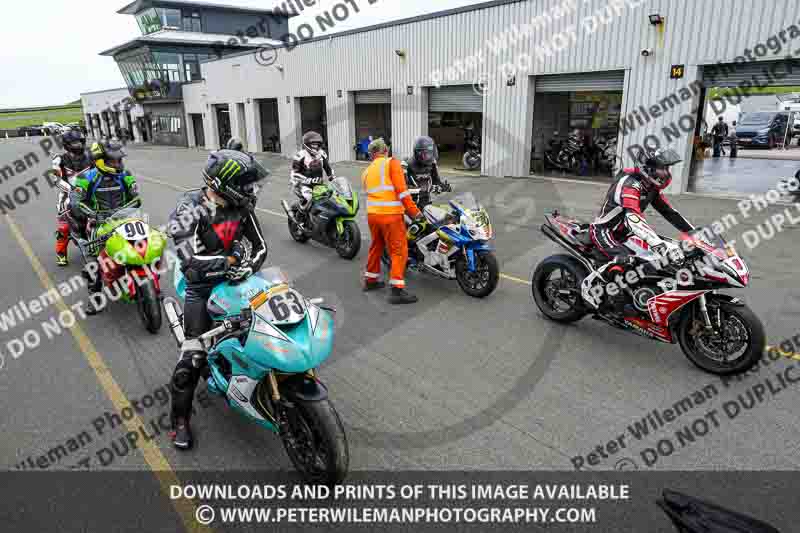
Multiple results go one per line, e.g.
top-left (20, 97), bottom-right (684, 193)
top-left (362, 149), bottom-right (421, 291)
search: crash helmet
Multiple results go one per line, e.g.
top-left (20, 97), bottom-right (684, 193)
top-left (636, 147), bottom-right (682, 190)
top-left (90, 140), bottom-right (126, 175)
top-left (302, 131), bottom-right (324, 156)
top-left (203, 149), bottom-right (270, 208)
top-left (413, 136), bottom-right (438, 165)
top-left (226, 137), bottom-right (244, 152)
top-left (62, 129), bottom-right (86, 156)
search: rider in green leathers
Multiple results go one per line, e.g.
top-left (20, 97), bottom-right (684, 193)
top-left (70, 140), bottom-right (140, 315)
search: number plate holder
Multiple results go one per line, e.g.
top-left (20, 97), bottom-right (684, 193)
top-left (253, 285), bottom-right (307, 326)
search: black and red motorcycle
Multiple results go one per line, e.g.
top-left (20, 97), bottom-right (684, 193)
top-left (532, 211), bottom-right (765, 376)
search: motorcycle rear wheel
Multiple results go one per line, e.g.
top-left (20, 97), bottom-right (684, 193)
top-left (281, 399), bottom-right (349, 486)
top-left (677, 300), bottom-right (765, 376)
top-left (532, 254), bottom-right (588, 323)
top-left (136, 278), bottom-right (162, 334)
top-left (463, 152), bottom-right (481, 170)
top-left (288, 206), bottom-right (310, 243)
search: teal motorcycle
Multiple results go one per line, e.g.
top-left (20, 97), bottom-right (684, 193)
top-left (164, 266), bottom-right (349, 484)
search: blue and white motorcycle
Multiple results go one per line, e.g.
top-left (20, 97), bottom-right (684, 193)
top-left (384, 188), bottom-right (499, 298)
top-left (164, 266), bottom-right (348, 484)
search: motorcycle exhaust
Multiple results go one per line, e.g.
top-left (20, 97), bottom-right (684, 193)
top-left (541, 224), bottom-right (596, 273)
top-left (163, 297), bottom-right (185, 347)
top-left (281, 200), bottom-right (299, 225)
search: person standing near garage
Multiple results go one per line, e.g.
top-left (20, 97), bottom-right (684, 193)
top-left (711, 116), bottom-right (728, 157)
top-left (362, 138), bottom-right (424, 304)
top-left (728, 120), bottom-right (738, 158)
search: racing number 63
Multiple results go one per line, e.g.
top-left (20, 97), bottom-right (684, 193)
top-left (268, 291), bottom-right (304, 322)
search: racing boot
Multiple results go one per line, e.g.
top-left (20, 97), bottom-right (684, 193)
top-left (363, 280), bottom-right (386, 292)
top-left (170, 417), bottom-right (194, 450)
top-left (55, 223), bottom-right (70, 266)
top-left (388, 287), bottom-right (418, 304)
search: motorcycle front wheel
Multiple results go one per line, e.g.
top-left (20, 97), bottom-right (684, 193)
top-left (281, 399), bottom-right (349, 486)
top-left (455, 251), bottom-right (499, 298)
top-left (136, 278), bottom-right (162, 334)
top-left (677, 299), bottom-right (765, 375)
top-left (334, 220), bottom-right (361, 260)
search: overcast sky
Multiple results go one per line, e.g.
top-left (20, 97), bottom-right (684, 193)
top-left (0, 0), bottom-right (484, 109)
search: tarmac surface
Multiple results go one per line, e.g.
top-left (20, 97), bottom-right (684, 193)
top-left (1, 137), bottom-right (799, 477)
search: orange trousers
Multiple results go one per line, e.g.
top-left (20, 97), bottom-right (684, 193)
top-left (365, 213), bottom-right (408, 289)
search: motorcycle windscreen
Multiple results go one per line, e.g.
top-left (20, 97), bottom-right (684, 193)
top-left (206, 267), bottom-right (292, 318)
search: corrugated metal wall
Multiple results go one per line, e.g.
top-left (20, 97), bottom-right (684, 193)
top-left (180, 0), bottom-right (800, 191)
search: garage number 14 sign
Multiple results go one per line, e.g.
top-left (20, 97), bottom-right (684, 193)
top-left (670, 65), bottom-right (685, 79)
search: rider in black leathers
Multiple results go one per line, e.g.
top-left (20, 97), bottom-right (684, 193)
top-left (53, 129), bottom-right (93, 266)
top-left (291, 131), bottom-right (334, 223)
top-left (167, 148), bottom-right (269, 450)
top-left (402, 136), bottom-right (449, 210)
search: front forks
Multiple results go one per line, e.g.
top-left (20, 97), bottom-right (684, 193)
top-left (697, 294), bottom-right (714, 330)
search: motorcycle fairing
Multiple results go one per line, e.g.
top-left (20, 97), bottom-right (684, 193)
top-left (647, 289), bottom-right (710, 326)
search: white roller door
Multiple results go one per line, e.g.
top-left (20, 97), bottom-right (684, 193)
top-left (429, 85), bottom-right (483, 113)
top-left (355, 90), bottom-right (391, 105)
top-left (535, 71), bottom-right (626, 93)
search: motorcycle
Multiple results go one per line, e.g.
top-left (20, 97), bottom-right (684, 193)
top-left (545, 131), bottom-right (585, 172)
top-left (532, 210), bottom-right (765, 375)
top-left (164, 266), bottom-right (349, 485)
top-left (462, 135), bottom-right (482, 171)
top-left (593, 136), bottom-right (619, 173)
top-left (281, 174), bottom-right (361, 260)
top-left (68, 196), bottom-right (166, 333)
top-left (383, 183), bottom-right (499, 298)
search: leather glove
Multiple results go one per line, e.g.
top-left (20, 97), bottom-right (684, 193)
top-left (230, 240), bottom-right (248, 265)
top-left (441, 181), bottom-right (452, 193)
top-left (227, 260), bottom-right (254, 282)
top-left (431, 184), bottom-right (442, 195)
top-left (652, 242), bottom-right (683, 265)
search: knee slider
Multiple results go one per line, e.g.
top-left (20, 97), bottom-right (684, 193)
top-left (171, 363), bottom-right (195, 391)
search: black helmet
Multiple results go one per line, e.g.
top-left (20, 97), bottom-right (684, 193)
top-left (226, 137), bottom-right (244, 152)
top-left (636, 147), bottom-right (682, 190)
top-left (90, 140), bottom-right (126, 174)
top-left (62, 129), bottom-right (86, 156)
top-left (413, 136), bottom-right (438, 165)
top-left (302, 131), bottom-right (324, 156)
top-left (203, 149), bottom-right (270, 208)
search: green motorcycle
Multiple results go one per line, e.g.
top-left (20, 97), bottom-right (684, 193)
top-left (281, 176), bottom-right (361, 260)
top-left (72, 199), bottom-right (167, 333)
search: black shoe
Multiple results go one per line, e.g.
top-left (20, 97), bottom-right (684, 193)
top-left (85, 293), bottom-right (104, 315)
top-left (388, 287), bottom-right (418, 304)
top-left (171, 417), bottom-right (193, 450)
top-left (363, 281), bottom-right (386, 292)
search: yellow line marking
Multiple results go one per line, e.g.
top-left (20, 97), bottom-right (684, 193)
top-left (766, 346), bottom-right (800, 362)
top-left (500, 273), bottom-right (531, 285)
top-left (138, 174), bottom-right (535, 286)
top-left (4, 214), bottom-right (211, 533)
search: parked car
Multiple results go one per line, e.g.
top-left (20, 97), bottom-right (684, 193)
top-left (42, 122), bottom-right (67, 135)
top-left (17, 125), bottom-right (44, 136)
top-left (736, 111), bottom-right (790, 148)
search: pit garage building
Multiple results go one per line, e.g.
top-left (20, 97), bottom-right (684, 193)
top-left (88, 0), bottom-right (800, 194)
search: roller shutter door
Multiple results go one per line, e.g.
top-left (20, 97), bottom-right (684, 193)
top-left (355, 90), bottom-right (391, 105)
top-left (702, 60), bottom-right (800, 87)
top-left (429, 85), bottom-right (483, 113)
top-left (535, 71), bottom-right (626, 93)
